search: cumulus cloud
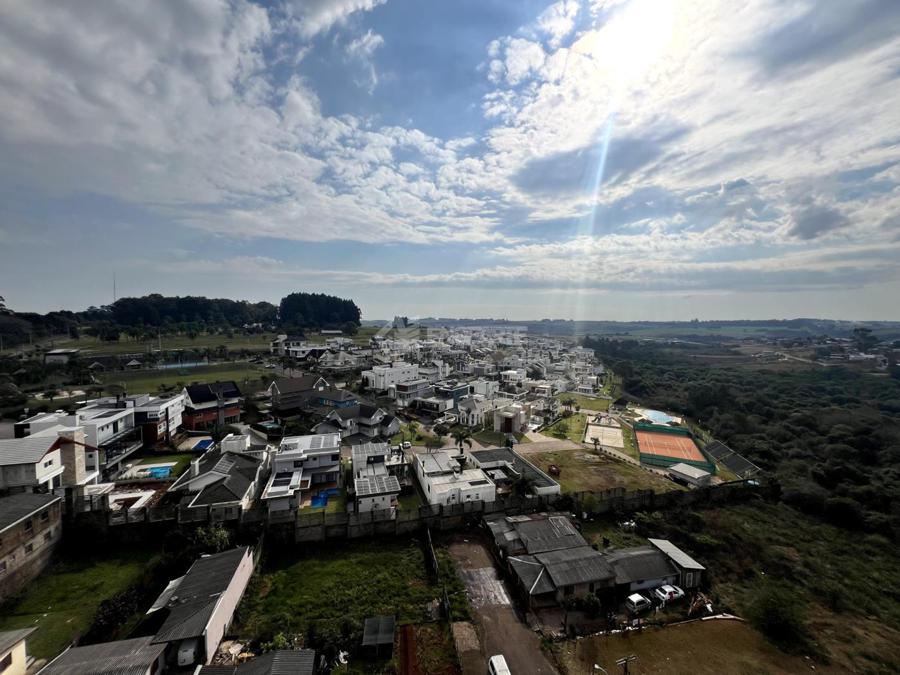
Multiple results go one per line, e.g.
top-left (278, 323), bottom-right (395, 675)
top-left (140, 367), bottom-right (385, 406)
top-left (537, 0), bottom-right (580, 48)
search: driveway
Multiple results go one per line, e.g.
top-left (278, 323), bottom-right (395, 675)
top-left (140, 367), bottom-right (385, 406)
top-left (448, 535), bottom-right (558, 675)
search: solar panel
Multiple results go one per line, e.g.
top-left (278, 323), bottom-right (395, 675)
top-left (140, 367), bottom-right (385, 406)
top-left (310, 436), bottom-right (322, 449)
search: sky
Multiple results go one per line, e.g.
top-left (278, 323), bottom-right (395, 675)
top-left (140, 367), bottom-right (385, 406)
top-left (1, 0), bottom-right (899, 321)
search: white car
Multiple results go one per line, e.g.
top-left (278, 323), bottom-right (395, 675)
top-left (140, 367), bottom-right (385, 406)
top-left (654, 584), bottom-right (685, 603)
top-left (488, 655), bottom-right (511, 675)
top-left (624, 593), bottom-right (652, 614)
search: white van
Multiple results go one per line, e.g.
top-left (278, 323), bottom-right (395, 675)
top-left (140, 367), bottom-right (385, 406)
top-left (488, 654), bottom-right (512, 675)
top-left (624, 593), bottom-right (652, 614)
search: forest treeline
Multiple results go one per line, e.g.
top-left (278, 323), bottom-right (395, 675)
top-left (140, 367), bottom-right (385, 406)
top-left (586, 336), bottom-right (900, 539)
top-left (0, 292), bottom-right (361, 346)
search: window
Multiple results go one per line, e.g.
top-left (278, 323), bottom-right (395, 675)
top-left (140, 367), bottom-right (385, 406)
top-left (44, 459), bottom-right (53, 468)
top-left (564, 585), bottom-right (574, 596)
top-left (44, 531), bottom-right (53, 542)
top-left (24, 543), bottom-right (33, 554)
top-left (685, 572), bottom-right (694, 587)
top-left (23, 519), bottom-right (32, 533)
top-left (41, 511), bottom-right (49, 522)
top-left (331, 453), bottom-right (340, 461)
top-left (0, 561), bottom-right (6, 574)
top-left (0, 651), bottom-right (12, 672)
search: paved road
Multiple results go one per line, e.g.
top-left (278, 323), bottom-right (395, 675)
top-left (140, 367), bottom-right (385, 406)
top-left (448, 535), bottom-right (558, 675)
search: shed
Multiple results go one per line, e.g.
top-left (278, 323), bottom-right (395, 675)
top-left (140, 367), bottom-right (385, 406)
top-left (362, 615), bottom-right (395, 656)
top-left (648, 538), bottom-right (705, 589)
top-left (667, 462), bottom-right (711, 487)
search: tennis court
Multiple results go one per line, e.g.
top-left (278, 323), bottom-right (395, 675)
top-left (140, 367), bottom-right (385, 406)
top-left (635, 430), bottom-right (705, 462)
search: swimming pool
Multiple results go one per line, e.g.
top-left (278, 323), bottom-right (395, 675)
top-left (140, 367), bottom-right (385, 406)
top-left (147, 467), bottom-right (172, 479)
top-left (641, 409), bottom-right (678, 425)
top-left (310, 487), bottom-right (341, 508)
top-left (193, 439), bottom-right (214, 451)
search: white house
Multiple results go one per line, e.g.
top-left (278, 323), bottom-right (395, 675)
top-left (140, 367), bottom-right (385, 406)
top-left (262, 434), bottom-right (342, 511)
top-left (0, 437), bottom-right (65, 493)
top-left (456, 396), bottom-right (496, 428)
top-left (415, 451), bottom-right (496, 506)
top-left (43, 348), bottom-right (80, 365)
top-left (362, 362), bottom-right (419, 391)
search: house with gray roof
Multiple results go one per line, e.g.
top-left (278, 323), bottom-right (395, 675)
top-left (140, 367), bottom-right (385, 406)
top-left (469, 447), bottom-right (560, 496)
top-left (648, 538), bottom-right (705, 589)
top-left (168, 450), bottom-right (266, 518)
top-left (604, 546), bottom-right (679, 594)
top-left (0, 436), bottom-right (64, 493)
top-left (38, 635), bottom-right (166, 675)
top-left (149, 546), bottom-right (255, 667)
top-left (0, 492), bottom-right (62, 601)
top-left (0, 627), bottom-right (35, 675)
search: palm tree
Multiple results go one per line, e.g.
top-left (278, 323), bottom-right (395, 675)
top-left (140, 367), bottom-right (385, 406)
top-left (452, 428), bottom-right (473, 452)
top-left (561, 396), bottom-right (576, 413)
top-left (406, 421), bottom-right (419, 444)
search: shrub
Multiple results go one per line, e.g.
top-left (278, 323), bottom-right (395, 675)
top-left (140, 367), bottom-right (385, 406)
top-left (746, 581), bottom-right (809, 650)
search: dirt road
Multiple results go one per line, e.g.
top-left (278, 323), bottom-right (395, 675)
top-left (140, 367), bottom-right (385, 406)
top-left (448, 535), bottom-right (558, 675)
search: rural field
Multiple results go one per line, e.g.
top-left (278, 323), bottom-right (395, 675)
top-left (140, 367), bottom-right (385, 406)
top-left (96, 361), bottom-right (270, 395)
top-left (528, 450), bottom-right (678, 493)
top-left (0, 547), bottom-right (156, 660)
top-left (555, 392), bottom-right (611, 411)
top-left (34, 332), bottom-right (277, 356)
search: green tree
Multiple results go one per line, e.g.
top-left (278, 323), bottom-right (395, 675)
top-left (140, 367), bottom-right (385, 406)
top-left (747, 582), bottom-right (809, 650)
top-left (193, 523), bottom-right (232, 553)
top-left (452, 428), bottom-right (473, 451)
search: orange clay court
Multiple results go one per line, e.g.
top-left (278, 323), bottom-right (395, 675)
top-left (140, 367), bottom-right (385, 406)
top-left (635, 430), bottom-right (705, 462)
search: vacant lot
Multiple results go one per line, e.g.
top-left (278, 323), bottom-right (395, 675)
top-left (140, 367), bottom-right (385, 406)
top-left (97, 362), bottom-right (268, 395)
top-left (471, 429), bottom-right (530, 446)
top-left (544, 413), bottom-right (588, 443)
top-left (0, 548), bottom-right (155, 660)
top-left (556, 618), bottom-right (819, 674)
top-left (556, 393), bottom-right (610, 411)
top-left (236, 539), bottom-right (467, 650)
top-left (529, 450), bottom-right (678, 493)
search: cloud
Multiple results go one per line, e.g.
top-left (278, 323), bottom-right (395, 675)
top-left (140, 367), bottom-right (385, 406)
top-left (287, 0), bottom-right (387, 39)
top-left (345, 29), bottom-right (384, 94)
top-left (537, 0), bottom-right (580, 48)
top-left (788, 201), bottom-right (850, 240)
top-left (487, 38), bottom-right (546, 86)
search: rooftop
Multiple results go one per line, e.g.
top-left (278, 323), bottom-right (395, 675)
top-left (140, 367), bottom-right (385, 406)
top-left (40, 636), bottom-right (166, 675)
top-left (0, 492), bottom-right (60, 532)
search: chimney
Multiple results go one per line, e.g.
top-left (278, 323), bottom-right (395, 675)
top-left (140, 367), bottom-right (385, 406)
top-left (58, 428), bottom-right (87, 487)
top-left (190, 457), bottom-right (201, 478)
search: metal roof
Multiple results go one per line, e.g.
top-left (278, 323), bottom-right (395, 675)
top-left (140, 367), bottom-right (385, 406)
top-left (202, 650), bottom-right (316, 675)
top-left (535, 546), bottom-right (614, 588)
top-left (470, 447), bottom-right (558, 490)
top-left (362, 615), bottom-right (395, 646)
top-left (0, 436), bottom-right (58, 466)
top-left (667, 462), bottom-right (710, 479)
top-left (152, 547), bottom-right (250, 645)
top-left (0, 492), bottom-right (60, 532)
top-left (605, 547), bottom-right (677, 585)
top-left (648, 538), bottom-right (706, 571)
top-left (0, 628), bottom-right (35, 656)
top-left (40, 636), bottom-right (166, 675)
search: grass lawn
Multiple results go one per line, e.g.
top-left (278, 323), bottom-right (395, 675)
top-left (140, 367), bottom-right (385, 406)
top-left (529, 450), bottom-right (679, 493)
top-left (135, 452), bottom-right (194, 476)
top-left (397, 489), bottom-right (423, 511)
top-left (0, 548), bottom-right (155, 660)
top-left (620, 423), bottom-right (639, 460)
top-left (556, 618), bottom-right (817, 675)
top-left (37, 333), bottom-right (276, 356)
top-left (555, 393), bottom-right (611, 412)
top-left (544, 413), bottom-right (588, 443)
top-left (97, 362), bottom-right (268, 395)
top-left (236, 539), bottom-right (461, 648)
top-left (665, 502), bottom-right (900, 672)
top-left (390, 423), bottom-right (439, 447)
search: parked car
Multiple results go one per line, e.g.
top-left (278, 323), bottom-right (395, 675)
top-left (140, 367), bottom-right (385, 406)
top-left (624, 593), bottom-right (652, 614)
top-left (488, 654), bottom-right (511, 675)
top-left (654, 585), bottom-right (685, 604)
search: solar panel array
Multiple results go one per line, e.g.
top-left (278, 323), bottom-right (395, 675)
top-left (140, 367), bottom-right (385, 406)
top-left (309, 435), bottom-right (323, 449)
top-left (355, 475), bottom-right (401, 497)
top-left (704, 441), bottom-right (761, 478)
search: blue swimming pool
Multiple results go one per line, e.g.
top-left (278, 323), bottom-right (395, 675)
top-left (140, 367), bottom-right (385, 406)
top-left (310, 487), bottom-right (341, 508)
top-left (193, 439), bottom-right (214, 451)
top-left (148, 467), bottom-right (172, 479)
top-left (642, 409), bottom-right (677, 424)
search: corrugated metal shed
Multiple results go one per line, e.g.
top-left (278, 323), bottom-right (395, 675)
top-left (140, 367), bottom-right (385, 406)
top-left (40, 636), bottom-right (165, 675)
top-left (648, 538), bottom-right (705, 571)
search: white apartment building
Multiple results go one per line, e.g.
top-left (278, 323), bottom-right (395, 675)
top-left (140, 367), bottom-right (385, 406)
top-left (415, 451), bottom-right (496, 506)
top-left (362, 361), bottom-right (420, 391)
